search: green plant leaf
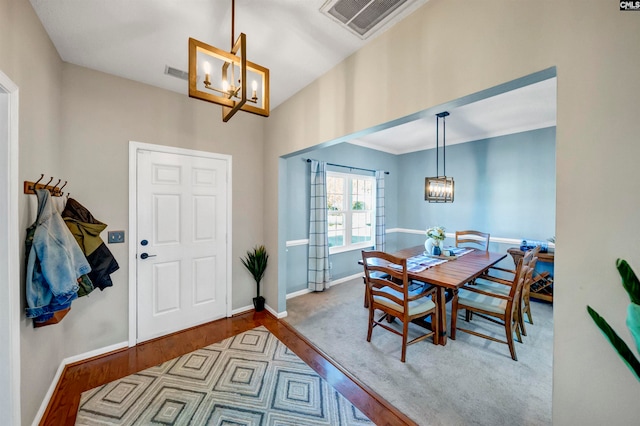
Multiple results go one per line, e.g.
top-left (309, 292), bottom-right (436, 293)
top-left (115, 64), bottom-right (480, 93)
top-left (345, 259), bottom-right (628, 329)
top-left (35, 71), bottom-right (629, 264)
top-left (627, 303), bottom-right (640, 356)
top-left (587, 305), bottom-right (640, 381)
top-left (240, 245), bottom-right (269, 297)
top-left (616, 259), bottom-right (640, 305)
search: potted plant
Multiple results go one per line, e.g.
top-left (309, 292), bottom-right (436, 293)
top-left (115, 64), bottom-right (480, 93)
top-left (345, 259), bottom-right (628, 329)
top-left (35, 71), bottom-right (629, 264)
top-left (241, 244), bottom-right (269, 312)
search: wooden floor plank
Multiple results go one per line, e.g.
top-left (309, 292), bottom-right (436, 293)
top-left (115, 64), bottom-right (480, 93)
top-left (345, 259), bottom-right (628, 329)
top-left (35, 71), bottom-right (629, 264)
top-left (41, 311), bottom-right (416, 426)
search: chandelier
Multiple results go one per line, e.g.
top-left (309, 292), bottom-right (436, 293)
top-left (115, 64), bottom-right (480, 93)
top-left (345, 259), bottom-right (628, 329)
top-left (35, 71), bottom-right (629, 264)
top-left (188, 0), bottom-right (269, 122)
top-left (425, 111), bottom-right (455, 203)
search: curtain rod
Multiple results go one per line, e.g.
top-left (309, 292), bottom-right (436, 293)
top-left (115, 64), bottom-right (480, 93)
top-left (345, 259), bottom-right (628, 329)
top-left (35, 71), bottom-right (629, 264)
top-left (303, 158), bottom-right (389, 175)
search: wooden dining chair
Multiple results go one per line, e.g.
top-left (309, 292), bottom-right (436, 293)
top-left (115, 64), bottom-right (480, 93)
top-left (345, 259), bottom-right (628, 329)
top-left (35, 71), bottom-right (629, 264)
top-left (451, 259), bottom-right (532, 361)
top-left (455, 230), bottom-right (490, 251)
top-left (447, 230), bottom-right (491, 331)
top-left (476, 246), bottom-right (541, 335)
top-left (362, 250), bottom-right (439, 362)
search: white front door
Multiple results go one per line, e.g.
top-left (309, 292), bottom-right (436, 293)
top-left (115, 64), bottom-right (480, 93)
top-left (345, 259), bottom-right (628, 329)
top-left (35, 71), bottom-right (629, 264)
top-left (135, 147), bottom-right (229, 343)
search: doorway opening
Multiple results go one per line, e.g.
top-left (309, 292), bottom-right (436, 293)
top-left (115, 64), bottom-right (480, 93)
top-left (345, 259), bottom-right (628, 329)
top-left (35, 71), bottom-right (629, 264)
top-left (276, 67), bottom-right (557, 423)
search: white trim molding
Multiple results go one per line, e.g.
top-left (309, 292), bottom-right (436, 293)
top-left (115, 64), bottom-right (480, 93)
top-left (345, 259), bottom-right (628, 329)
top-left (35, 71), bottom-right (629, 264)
top-left (232, 305), bottom-right (255, 316)
top-left (285, 230), bottom-right (555, 250)
top-left (386, 227), bottom-right (423, 235)
top-left (232, 303), bottom-right (288, 319)
top-left (330, 272), bottom-right (363, 286)
top-left (286, 288), bottom-right (312, 299)
top-left (387, 228), bottom-right (555, 248)
top-left (286, 238), bottom-right (309, 247)
top-left (265, 303), bottom-right (288, 318)
top-left (286, 272), bottom-right (363, 299)
top-left (0, 70), bottom-right (20, 426)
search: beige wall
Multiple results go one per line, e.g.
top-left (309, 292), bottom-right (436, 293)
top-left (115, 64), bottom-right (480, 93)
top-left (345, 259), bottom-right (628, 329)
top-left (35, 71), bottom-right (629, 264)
top-left (265, 1), bottom-right (640, 425)
top-left (0, 0), bottom-right (65, 422)
top-left (3, 0), bottom-right (266, 423)
top-left (59, 62), bottom-right (266, 314)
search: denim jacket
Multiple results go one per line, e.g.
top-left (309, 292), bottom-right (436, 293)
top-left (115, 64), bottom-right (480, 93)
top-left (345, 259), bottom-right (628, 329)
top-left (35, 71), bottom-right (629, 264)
top-left (25, 189), bottom-right (91, 322)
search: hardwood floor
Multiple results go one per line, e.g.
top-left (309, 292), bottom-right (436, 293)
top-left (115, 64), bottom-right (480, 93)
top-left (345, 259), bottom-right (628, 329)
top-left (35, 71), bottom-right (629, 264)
top-left (42, 310), bottom-right (417, 426)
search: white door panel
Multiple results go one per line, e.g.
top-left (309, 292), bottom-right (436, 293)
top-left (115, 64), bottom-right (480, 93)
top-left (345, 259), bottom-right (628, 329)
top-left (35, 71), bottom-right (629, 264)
top-left (136, 149), bottom-right (228, 343)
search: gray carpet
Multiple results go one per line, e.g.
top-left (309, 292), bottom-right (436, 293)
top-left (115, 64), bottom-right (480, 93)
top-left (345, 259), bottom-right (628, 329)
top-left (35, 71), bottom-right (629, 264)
top-left (75, 326), bottom-right (372, 425)
top-left (284, 279), bottom-right (553, 426)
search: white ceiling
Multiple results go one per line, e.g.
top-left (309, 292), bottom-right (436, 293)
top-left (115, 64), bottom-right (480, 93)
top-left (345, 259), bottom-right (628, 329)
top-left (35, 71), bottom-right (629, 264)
top-left (29, 0), bottom-right (427, 109)
top-left (349, 77), bottom-right (557, 154)
top-left (29, 0), bottom-right (556, 153)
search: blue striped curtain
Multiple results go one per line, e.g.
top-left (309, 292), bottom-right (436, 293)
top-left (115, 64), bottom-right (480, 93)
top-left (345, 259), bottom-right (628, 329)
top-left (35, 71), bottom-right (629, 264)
top-left (375, 171), bottom-right (386, 251)
top-left (308, 160), bottom-right (331, 291)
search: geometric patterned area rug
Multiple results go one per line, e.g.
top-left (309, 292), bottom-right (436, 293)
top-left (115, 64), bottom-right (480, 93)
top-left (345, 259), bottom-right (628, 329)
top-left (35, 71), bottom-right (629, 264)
top-left (75, 326), bottom-right (372, 425)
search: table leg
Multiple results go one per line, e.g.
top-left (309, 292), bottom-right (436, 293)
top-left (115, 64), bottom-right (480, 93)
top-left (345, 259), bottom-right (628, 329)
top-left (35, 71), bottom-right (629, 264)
top-left (436, 287), bottom-right (448, 345)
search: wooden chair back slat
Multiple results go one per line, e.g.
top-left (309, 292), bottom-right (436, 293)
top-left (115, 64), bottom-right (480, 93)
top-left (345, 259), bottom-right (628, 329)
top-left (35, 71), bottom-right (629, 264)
top-left (455, 230), bottom-right (490, 252)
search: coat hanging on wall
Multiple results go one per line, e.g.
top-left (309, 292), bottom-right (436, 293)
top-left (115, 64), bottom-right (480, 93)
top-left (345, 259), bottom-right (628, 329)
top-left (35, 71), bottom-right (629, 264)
top-left (24, 189), bottom-right (90, 326)
top-left (62, 198), bottom-right (120, 291)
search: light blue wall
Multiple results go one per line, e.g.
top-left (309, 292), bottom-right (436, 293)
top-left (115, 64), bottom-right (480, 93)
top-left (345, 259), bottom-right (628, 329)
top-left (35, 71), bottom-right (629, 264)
top-left (399, 127), bottom-right (556, 240)
top-left (284, 127), bottom-right (556, 295)
top-left (285, 143), bottom-right (399, 293)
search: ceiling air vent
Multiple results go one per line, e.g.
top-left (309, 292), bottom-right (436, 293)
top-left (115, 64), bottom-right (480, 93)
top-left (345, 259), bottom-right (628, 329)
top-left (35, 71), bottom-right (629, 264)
top-left (320, 0), bottom-right (426, 39)
top-left (164, 65), bottom-right (188, 81)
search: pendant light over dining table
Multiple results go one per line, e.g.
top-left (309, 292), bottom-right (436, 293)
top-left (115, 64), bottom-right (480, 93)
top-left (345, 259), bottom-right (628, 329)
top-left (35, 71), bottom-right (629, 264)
top-left (188, 0), bottom-right (270, 122)
top-left (425, 111), bottom-right (455, 202)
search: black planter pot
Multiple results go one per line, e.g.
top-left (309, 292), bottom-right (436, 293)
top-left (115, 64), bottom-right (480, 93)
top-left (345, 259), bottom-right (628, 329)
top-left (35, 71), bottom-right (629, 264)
top-left (253, 296), bottom-right (265, 312)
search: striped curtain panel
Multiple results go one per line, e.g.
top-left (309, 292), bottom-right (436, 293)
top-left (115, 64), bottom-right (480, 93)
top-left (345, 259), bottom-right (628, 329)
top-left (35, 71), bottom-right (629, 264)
top-left (375, 171), bottom-right (386, 251)
top-left (307, 160), bottom-right (331, 291)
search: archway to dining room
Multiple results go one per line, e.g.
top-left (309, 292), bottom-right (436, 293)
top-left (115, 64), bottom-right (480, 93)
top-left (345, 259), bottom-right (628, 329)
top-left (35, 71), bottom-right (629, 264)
top-left (276, 67), bottom-right (557, 425)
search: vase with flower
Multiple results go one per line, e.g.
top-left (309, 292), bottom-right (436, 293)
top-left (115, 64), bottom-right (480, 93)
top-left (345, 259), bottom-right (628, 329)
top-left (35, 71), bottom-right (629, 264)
top-left (425, 226), bottom-right (446, 256)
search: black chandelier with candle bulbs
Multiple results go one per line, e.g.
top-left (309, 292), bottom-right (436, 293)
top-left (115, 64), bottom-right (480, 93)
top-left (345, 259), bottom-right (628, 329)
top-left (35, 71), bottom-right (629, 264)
top-left (425, 111), bottom-right (455, 203)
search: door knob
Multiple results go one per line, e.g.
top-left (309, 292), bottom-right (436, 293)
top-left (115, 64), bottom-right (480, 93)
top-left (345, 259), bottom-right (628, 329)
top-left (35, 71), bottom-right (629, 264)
top-left (140, 253), bottom-right (156, 260)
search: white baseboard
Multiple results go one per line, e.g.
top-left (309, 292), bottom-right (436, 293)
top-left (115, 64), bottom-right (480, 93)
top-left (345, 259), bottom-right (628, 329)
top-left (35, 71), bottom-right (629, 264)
top-left (286, 272), bottom-right (363, 300)
top-left (265, 303), bottom-right (287, 318)
top-left (32, 341), bottom-right (129, 426)
top-left (286, 288), bottom-right (312, 299)
top-left (232, 305), bottom-right (254, 316)
top-left (330, 272), bottom-right (363, 286)
top-left (232, 303), bottom-right (287, 318)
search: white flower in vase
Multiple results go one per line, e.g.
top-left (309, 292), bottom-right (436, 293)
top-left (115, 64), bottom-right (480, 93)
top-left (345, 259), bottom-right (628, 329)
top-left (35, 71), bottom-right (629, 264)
top-left (425, 226), bottom-right (446, 255)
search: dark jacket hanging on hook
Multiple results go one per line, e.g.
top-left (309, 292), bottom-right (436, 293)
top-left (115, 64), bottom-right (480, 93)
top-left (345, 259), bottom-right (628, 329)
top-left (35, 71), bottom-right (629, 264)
top-left (62, 198), bottom-right (119, 290)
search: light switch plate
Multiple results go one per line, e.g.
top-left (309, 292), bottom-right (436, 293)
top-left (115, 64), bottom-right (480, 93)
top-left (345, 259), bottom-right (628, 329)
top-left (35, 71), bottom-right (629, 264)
top-left (108, 230), bottom-right (125, 244)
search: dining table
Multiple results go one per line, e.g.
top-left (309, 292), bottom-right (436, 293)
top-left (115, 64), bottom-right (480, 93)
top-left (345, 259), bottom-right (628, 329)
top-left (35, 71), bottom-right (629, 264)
top-left (370, 245), bottom-right (507, 346)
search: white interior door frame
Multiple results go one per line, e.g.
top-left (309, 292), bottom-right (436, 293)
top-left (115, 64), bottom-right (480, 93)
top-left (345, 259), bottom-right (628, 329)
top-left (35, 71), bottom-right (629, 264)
top-left (0, 70), bottom-right (21, 426)
top-left (128, 141), bottom-right (233, 347)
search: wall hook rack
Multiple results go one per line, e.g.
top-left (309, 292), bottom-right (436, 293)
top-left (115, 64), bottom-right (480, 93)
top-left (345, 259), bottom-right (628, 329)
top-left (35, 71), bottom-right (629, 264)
top-left (24, 174), bottom-right (67, 197)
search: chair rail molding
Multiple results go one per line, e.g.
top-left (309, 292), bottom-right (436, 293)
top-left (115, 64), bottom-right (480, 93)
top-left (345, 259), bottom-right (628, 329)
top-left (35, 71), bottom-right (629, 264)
top-left (286, 238), bottom-right (309, 247)
top-left (284, 229), bottom-right (552, 248)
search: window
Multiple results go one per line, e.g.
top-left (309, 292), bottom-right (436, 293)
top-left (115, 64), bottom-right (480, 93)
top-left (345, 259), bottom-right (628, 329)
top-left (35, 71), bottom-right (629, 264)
top-left (326, 171), bottom-right (376, 253)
